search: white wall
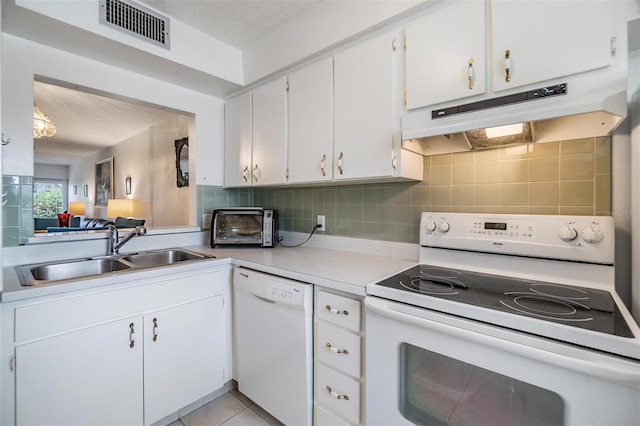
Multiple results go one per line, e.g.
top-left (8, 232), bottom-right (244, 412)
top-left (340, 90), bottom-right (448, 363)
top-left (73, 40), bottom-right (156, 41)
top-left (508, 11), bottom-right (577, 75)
top-left (1, 34), bottom-right (225, 197)
top-left (68, 115), bottom-right (190, 227)
top-left (34, 164), bottom-right (69, 180)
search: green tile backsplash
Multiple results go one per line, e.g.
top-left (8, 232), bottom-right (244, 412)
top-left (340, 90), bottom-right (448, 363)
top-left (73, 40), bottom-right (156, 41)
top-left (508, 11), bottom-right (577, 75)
top-left (198, 136), bottom-right (611, 245)
top-left (4, 137), bottom-right (611, 247)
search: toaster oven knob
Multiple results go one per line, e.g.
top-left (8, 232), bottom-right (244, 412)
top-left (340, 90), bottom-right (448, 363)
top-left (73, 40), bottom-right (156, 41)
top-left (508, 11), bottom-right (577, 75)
top-left (558, 225), bottom-right (578, 242)
top-left (581, 226), bottom-right (604, 243)
top-left (438, 220), bottom-right (450, 233)
top-left (424, 220), bottom-right (437, 234)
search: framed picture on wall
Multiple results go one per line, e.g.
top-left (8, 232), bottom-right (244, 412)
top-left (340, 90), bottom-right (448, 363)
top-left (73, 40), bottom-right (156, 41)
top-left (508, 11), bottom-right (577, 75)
top-left (95, 157), bottom-right (114, 206)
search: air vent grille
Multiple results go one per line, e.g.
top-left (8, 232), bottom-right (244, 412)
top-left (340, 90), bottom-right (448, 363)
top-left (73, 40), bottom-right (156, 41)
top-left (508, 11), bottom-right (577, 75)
top-left (99, 0), bottom-right (170, 49)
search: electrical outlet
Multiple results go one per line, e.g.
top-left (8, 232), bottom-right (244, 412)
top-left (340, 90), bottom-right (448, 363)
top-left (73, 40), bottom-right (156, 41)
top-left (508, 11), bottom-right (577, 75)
top-left (317, 215), bottom-right (326, 232)
top-left (202, 213), bottom-right (213, 230)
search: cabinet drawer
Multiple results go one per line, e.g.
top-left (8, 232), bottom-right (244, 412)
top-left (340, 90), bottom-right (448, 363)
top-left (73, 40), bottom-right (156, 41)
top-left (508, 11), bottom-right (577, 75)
top-left (316, 364), bottom-right (360, 424)
top-left (317, 291), bottom-right (361, 332)
top-left (317, 322), bottom-right (361, 378)
top-left (316, 405), bottom-right (352, 426)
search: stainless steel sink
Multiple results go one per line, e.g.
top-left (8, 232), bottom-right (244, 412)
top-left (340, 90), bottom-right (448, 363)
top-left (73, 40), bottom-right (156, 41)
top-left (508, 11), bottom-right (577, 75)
top-left (17, 258), bottom-right (132, 286)
top-left (15, 248), bottom-right (215, 286)
top-left (122, 249), bottom-right (210, 268)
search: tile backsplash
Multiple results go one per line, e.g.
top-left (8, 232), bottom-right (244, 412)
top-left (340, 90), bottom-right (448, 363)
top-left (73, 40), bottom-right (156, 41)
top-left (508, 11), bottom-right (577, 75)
top-left (198, 137), bottom-right (611, 245)
top-left (4, 137), bottom-right (610, 247)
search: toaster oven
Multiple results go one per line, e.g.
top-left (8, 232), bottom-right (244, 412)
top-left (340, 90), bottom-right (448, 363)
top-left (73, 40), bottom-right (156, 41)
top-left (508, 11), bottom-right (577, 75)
top-left (210, 208), bottom-right (277, 248)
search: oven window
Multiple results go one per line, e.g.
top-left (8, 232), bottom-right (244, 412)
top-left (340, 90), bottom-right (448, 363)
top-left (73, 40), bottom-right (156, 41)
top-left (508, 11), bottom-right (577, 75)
top-left (399, 343), bottom-right (564, 425)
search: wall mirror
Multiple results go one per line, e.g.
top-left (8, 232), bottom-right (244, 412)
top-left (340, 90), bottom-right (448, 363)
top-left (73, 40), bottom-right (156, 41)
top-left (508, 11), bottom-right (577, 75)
top-left (175, 137), bottom-right (189, 187)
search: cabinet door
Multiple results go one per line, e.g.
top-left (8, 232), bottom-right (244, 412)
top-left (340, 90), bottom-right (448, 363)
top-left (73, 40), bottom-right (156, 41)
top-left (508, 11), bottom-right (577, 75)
top-left (288, 58), bottom-right (334, 184)
top-left (224, 92), bottom-right (253, 187)
top-left (16, 316), bottom-right (143, 426)
top-left (334, 32), bottom-right (396, 180)
top-left (491, 1), bottom-right (612, 92)
top-left (144, 295), bottom-right (225, 425)
top-left (406, 0), bottom-right (486, 109)
top-left (252, 77), bottom-right (287, 186)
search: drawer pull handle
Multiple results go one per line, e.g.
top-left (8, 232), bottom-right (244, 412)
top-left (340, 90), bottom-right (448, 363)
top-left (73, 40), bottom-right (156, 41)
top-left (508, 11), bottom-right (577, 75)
top-left (325, 385), bottom-right (349, 401)
top-left (325, 342), bottom-right (349, 355)
top-left (129, 323), bottom-right (136, 348)
top-left (152, 318), bottom-right (159, 342)
top-left (325, 304), bottom-right (349, 315)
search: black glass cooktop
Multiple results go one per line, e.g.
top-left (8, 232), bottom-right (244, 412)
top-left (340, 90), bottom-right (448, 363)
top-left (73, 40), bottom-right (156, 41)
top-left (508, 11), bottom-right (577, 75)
top-left (376, 265), bottom-right (634, 338)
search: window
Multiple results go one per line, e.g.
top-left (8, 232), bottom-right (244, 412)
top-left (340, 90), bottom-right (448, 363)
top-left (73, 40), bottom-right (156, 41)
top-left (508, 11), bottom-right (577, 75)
top-left (33, 179), bottom-right (68, 218)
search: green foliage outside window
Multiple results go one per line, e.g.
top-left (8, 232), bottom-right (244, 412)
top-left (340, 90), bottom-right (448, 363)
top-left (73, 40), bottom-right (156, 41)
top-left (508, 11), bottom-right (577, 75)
top-left (33, 183), bottom-right (63, 217)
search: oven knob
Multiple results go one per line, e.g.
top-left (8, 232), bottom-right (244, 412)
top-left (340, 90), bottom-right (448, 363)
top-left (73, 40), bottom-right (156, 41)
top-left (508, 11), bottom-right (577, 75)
top-left (581, 226), bottom-right (604, 243)
top-left (438, 221), bottom-right (450, 233)
top-left (424, 220), bottom-right (437, 234)
top-left (558, 225), bottom-right (578, 242)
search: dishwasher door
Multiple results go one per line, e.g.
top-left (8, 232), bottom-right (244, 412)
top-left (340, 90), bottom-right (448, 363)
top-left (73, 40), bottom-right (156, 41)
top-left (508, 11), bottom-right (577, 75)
top-left (233, 268), bottom-right (313, 425)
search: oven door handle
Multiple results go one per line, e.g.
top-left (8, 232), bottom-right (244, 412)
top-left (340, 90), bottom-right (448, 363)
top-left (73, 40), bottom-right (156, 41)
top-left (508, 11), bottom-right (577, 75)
top-left (365, 298), bottom-right (640, 387)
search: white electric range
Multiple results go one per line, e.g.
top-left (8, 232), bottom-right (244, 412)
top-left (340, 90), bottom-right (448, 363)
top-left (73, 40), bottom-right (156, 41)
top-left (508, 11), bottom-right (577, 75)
top-left (366, 212), bottom-right (640, 426)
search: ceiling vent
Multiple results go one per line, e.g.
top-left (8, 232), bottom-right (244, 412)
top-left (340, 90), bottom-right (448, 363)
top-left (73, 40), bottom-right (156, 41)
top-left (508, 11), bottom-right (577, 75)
top-left (99, 0), bottom-right (170, 49)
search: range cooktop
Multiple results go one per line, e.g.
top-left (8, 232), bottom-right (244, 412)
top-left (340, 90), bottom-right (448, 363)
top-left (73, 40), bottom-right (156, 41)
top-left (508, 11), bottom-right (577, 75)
top-left (375, 265), bottom-right (634, 338)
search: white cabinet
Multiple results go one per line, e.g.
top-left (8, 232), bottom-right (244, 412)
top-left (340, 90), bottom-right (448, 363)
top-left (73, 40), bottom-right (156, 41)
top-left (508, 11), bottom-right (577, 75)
top-left (315, 289), bottom-right (364, 425)
top-left (334, 32), bottom-right (397, 180)
top-left (224, 31), bottom-right (423, 187)
top-left (224, 80), bottom-right (287, 187)
top-left (16, 316), bottom-right (144, 426)
top-left (287, 57), bottom-right (334, 184)
top-left (8, 266), bottom-right (230, 426)
top-left (144, 295), bottom-right (225, 425)
top-left (224, 92), bottom-right (252, 187)
top-left (405, 0), bottom-right (486, 109)
top-left (491, 1), bottom-right (613, 92)
top-left (252, 77), bottom-right (287, 186)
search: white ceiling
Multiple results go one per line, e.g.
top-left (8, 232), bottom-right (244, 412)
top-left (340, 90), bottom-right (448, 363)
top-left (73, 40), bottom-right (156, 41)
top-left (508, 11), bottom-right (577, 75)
top-left (137, 0), bottom-right (325, 49)
top-left (34, 0), bottom-right (325, 166)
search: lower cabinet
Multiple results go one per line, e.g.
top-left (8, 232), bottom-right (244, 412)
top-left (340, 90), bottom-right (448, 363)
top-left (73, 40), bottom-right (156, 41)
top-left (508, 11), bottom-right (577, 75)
top-left (314, 289), bottom-right (364, 425)
top-left (9, 266), bottom-right (230, 426)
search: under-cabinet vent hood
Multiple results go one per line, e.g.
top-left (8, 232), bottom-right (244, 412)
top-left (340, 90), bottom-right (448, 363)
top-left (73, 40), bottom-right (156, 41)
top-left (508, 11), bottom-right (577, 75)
top-left (402, 82), bottom-right (627, 156)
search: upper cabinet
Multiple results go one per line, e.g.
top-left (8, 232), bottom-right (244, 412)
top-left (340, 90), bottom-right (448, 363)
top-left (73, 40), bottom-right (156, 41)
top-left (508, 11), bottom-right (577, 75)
top-left (404, 0), bottom-right (615, 111)
top-left (252, 78), bottom-right (287, 186)
top-left (224, 31), bottom-right (422, 188)
top-left (224, 92), bottom-right (252, 187)
top-left (224, 80), bottom-right (287, 187)
top-left (491, 1), bottom-right (613, 92)
top-left (287, 57), bottom-right (334, 184)
top-left (405, 1), bottom-right (486, 110)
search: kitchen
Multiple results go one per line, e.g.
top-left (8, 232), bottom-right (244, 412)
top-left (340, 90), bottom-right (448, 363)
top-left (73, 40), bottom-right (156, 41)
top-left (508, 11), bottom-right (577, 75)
top-left (1, 0), bottom-right (640, 425)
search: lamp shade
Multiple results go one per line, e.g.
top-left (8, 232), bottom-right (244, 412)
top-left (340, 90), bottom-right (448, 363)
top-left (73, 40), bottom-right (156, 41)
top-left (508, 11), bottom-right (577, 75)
top-left (106, 199), bottom-right (134, 218)
top-left (68, 201), bottom-right (86, 216)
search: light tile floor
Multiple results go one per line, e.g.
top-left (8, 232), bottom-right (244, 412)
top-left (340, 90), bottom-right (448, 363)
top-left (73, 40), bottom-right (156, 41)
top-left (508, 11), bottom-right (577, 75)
top-left (169, 390), bottom-right (285, 426)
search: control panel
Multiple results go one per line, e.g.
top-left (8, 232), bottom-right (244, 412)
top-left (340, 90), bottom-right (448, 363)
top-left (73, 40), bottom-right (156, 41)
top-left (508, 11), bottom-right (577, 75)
top-left (419, 212), bottom-right (614, 264)
top-left (267, 281), bottom-right (303, 304)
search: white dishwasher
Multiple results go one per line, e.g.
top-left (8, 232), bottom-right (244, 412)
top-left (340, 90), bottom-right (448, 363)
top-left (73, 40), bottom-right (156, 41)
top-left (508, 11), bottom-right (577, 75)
top-left (233, 267), bottom-right (313, 425)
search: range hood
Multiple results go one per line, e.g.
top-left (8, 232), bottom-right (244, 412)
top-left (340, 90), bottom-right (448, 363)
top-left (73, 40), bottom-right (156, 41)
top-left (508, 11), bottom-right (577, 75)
top-left (402, 81), bottom-right (627, 156)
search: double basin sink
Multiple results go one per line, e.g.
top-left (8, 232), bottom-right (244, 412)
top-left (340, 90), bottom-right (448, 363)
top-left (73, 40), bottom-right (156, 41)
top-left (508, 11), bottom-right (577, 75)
top-left (16, 248), bottom-right (216, 286)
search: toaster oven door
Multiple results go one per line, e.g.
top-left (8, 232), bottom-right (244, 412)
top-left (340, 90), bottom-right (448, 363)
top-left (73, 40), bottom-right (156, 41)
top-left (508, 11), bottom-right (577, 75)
top-left (213, 211), bottom-right (263, 245)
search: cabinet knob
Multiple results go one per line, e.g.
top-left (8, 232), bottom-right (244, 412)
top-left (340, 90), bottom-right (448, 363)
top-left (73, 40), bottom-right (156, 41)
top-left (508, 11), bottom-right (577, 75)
top-left (504, 49), bottom-right (512, 82)
top-left (337, 152), bottom-right (344, 175)
top-left (320, 154), bottom-right (327, 177)
top-left (468, 59), bottom-right (475, 89)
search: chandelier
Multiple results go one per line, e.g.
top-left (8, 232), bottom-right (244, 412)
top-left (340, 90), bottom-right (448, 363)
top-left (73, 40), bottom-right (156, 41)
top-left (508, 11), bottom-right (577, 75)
top-left (33, 104), bottom-right (56, 138)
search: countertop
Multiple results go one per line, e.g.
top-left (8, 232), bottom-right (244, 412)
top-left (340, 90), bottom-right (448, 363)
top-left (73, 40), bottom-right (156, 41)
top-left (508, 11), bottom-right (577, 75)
top-left (2, 244), bottom-right (418, 302)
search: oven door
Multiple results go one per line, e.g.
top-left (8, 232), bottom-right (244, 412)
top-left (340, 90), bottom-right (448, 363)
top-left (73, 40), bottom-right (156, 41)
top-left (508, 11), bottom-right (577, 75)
top-left (365, 296), bottom-right (640, 426)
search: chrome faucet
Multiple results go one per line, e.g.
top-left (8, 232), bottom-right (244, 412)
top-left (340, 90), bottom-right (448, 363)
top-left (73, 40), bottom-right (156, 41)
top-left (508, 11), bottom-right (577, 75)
top-left (107, 224), bottom-right (147, 255)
